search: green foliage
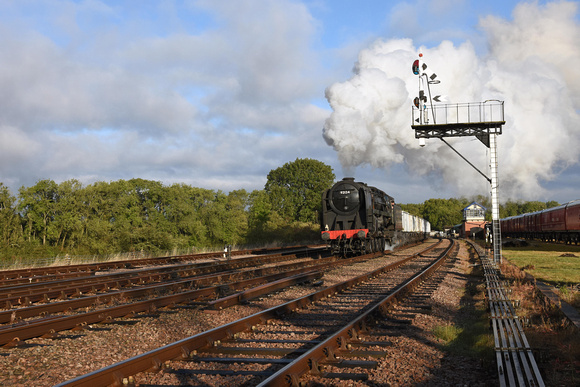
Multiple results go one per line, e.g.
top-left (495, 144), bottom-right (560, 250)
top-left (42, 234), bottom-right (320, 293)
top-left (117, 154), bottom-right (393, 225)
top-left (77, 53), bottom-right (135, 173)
top-left (402, 196), bottom-right (562, 231)
top-left (18, 179), bottom-right (59, 246)
top-left (433, 324), bottom-right (462, 342)
top-left (0, 183), bottom-right (21, 250)
top-left (265, 158), bottom-right (335, 223)
top-left (0, 159), bottom-right (335, 261)
top-left (402, 197), bottom-right (470, 230)
top-left (0, 161), bottom-right (564, 262)
top-left (423, 198), bottom-right (469, 230)
top-left (499, 199), bottom-right (560, 218)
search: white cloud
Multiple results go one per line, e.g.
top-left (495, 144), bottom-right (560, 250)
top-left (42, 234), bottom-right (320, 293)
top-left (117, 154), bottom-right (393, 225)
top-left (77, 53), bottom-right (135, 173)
top-left (323, 1), bottom-right (580, 202)
top-left (0, 0), bottom-right (329, 194)
top-left (1, 0), bottom-right (578, 206)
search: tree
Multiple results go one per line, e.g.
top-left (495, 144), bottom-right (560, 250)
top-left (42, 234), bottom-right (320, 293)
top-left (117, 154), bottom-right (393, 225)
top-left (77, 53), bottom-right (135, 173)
top-left (247, 190), bottom-right (274, 240)
top-left (265, 158), bottom-right (335, 223)
top-left (52, 179), bottom-right (84, 249)
top-left (18, 180), bottom-right (59, 246)
top-left (421, 198), bottom-right (469, 230)
top-left (500, 200), bottom-right (520, 218)
top-left (0, 183), bottom-right (21, 250)
top-left (163, 184), bottom-right (209, 248)
top-left (200, 190), bottom-right (250, 247)
top-left (520, 201), bottom-right (547, 214)
top-left (499, 199), bottom-right (562, 218)
top-left (81, 181), bottom-right (116, 254)
top-left (401, 203), bottom-right (423, 217)
top-left (109, 179), bottom-right (174, 252)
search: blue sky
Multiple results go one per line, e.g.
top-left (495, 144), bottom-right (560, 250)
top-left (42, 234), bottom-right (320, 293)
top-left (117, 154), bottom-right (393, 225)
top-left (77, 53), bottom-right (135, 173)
top-left (0, 0), bottom-right (578, 204)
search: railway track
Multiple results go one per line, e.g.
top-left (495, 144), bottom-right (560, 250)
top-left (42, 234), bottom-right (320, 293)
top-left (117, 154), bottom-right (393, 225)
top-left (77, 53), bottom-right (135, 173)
top-left (0, 246), bottom-right (328, 310)
top-left (56, 239), bottom-right (454, 386)
top-left (0, 245), bottom-right (324, 281)
top-left (0, 245), bottom-right (337, 347)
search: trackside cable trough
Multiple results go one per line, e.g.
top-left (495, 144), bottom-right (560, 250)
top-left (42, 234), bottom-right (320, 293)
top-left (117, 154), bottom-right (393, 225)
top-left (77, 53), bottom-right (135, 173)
top-left (467, 240), bottom-right (545, 387)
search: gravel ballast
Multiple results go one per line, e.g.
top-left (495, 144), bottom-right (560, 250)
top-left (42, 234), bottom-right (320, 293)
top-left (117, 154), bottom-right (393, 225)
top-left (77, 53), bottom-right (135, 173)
top-left (0, 240), bottom-right (500, 386)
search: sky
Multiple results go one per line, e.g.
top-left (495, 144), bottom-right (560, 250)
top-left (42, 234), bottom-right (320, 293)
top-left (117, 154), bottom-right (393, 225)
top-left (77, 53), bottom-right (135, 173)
top-left (0, 0), bottom-right (579, 204)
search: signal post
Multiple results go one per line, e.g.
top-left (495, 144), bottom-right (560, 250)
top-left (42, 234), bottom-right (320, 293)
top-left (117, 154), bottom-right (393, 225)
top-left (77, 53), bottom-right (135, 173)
top-left (411, 53), bottom-right (505, 264)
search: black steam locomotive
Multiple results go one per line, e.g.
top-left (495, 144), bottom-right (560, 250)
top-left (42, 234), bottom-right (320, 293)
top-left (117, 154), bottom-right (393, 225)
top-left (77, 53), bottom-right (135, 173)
top-left (320, 177), bottom-right (403, 256)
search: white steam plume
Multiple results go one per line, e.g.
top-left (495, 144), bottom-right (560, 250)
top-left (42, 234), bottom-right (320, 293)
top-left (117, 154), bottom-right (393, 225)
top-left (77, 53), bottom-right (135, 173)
top-left (323, 1), bottom-right (580, 201)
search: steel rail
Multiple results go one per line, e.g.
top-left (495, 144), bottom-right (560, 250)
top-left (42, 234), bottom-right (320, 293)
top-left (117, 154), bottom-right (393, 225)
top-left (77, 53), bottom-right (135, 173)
top-left (0, 271), bottom-right (324, 347)
top-left (0, 271), bottom-right (100, 287)
top-left (56, 240), bottom-right (444, 387)
top-left (0, 245), bottom-right (327, 281)
top-left (0, 249), bottom-right (342, 322)
top-left (257, 239), bottom-right (456, 386)
top-left (0, 256), bottom-right (199, 281)
top-left (0, 253), bottom-right (286, 295)
top-left (0, 248), bottom-right (381, 344)
top-left (0, 265), bottom-right (311, 325)
top-left (0, 248), bottom-right (328, 308)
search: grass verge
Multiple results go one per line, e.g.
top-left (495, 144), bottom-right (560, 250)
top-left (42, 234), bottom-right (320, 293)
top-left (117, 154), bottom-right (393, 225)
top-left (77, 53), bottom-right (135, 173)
top-left (501, 240), bottom-right (580, 284)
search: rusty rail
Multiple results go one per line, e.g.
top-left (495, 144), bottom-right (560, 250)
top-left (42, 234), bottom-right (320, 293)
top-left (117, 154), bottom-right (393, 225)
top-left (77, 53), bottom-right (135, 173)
top-left (0, 248), bottom-right (329, 309)
top-left (1, 249), bottom-right (343, 323)
top-left (56, 240), bottom-right (445, 387)
top-left (0, 245), bottom-right (327, 280)
top-left (258, 239), bottom-right (456, 386)
top-left (0, 247), bottom-right (379, 345)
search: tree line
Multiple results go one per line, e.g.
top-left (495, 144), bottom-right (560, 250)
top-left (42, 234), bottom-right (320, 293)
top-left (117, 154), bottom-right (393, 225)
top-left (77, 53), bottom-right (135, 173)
top-left (0, 159), bottom-right (335, 260)
top-left (0, 156), bottom-right (562, 261)
top-left (401, 196), bottom-right (560, 231)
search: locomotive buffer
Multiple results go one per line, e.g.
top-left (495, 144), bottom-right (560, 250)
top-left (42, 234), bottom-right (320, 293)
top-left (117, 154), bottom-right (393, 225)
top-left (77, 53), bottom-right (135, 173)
top-left (411, 54), bottom-right (505, 263)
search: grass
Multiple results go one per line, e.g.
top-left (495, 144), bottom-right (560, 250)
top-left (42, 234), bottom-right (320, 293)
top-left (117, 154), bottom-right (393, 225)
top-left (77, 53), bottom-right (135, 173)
top-left (432, 317), bottom-right (494, 358)
top-left (0, 246), bottom-right (220, 270)
top-left (502, 252), bottom-right (580, 386)
top-left (501, 241), bottom-right (580, 285)
top-left (558, 285), bottom-right (580, 309)
top-left (432, 324), bottom-right (462, 342)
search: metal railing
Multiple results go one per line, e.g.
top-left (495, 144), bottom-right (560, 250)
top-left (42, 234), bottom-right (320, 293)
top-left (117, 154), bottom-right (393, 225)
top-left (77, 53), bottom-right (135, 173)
top-left (413, 100), bottom-right (505, 126)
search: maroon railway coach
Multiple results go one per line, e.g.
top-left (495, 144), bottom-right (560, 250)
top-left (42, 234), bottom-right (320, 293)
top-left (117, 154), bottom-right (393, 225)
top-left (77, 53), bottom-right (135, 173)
top-left (500, 200), bottom-right (580, 244)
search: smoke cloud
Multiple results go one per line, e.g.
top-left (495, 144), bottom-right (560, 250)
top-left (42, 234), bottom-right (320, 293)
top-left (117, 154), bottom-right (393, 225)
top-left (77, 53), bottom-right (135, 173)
top-left (323, 1), bottom-right (580, 201)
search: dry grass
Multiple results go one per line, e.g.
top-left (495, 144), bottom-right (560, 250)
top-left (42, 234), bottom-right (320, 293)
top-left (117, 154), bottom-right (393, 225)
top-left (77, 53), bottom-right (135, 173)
top-left (501, 264), bottom-right (580, 386)
top-left (0, 246), bottom-right (216, 270)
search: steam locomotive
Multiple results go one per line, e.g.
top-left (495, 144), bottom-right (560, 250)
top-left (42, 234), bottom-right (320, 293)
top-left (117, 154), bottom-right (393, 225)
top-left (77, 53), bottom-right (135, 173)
top-left (320, 178), bottom-right (430, 256)
top-left (501, 200), bottom-right (580, 244)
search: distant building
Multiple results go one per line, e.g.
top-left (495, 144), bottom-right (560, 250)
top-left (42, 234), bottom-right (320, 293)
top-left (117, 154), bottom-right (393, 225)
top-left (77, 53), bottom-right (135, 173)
top-left (462, 202), bottom-right (488, 238)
